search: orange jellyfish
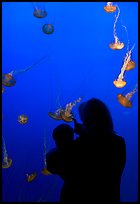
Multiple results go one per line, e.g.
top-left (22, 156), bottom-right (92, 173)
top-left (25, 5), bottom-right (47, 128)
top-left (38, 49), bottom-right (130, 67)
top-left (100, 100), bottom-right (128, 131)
top-left (41, 128), bottom-right (52, 176)
top-left (48, 108), bottom-right (62, 120)
top-left (2, 56), bottom-right (47, 87)
top-left (104, 2), bottom-right (116, 13)
top-left (113, 45), bottom-right (135, 88)
top-left (18, 114), bottom-right (28, 124)
top-left (60, 97), bottom-right (82, 122)
top-left (121, 24), bottom-right (136, 71)
top-left (2, 87), bottom-right (5, 93)
top-left (109, 5), bottom-right (124, 50)
top-left (2, 73), bottom-right (16, 87)
top-left (2, 136), bottom-right (12, 169)
top-left (32, 2), bottom-right (47, 18)
top-left (117, 84), bottom-right (138, 108)
top-left (26, 172), bottom-right (37, 182)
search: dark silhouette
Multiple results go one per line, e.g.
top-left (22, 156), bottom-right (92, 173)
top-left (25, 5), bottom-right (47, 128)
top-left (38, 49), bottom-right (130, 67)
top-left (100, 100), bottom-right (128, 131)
top-left (46, 124), bottom-right (74, 180)
top-left (46, 98), bottom-right (126, 202)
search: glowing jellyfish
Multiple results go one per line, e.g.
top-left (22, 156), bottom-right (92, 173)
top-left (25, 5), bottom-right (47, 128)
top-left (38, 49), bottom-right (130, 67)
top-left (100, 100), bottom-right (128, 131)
top-left (2, 73), bottom-right (16, 87)
top-left (2, 136), bottom-right (12, 169)
top-left (121, 24), bottom-right (136, 71)
top-left (117, 84), bottom-right (138, 108)
top-left (2, 56), bottom-right (47, 87)
top-left (109, 5), bottom-right (124, 50)
top-left (2, 87), bottom-right (5, 93)
top-left (60, 97), bottom-right (82, 122)
top-left (113, 45), bottom-right (135, 88)
top-left (18, 114), bottom-right (28, 124)
top-left (32, 2), bottom-right (47, 18)
top-left (48, 108), bottom-right (62, 120)
top-left (42, 24), bottom-right (54, 35)
top-left (125, 60), bottom-right (136, 71)
top-left (26, 172), bottom-right (37, 182)
top-left (104, 2), bottom-right (116, 13)
top-left (41, 128), bottom-right (52, 176)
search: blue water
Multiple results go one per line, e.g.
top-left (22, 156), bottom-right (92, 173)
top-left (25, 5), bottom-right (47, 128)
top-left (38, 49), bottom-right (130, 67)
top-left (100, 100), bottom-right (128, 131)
top-left (2, 2), bottom-right (138, 202)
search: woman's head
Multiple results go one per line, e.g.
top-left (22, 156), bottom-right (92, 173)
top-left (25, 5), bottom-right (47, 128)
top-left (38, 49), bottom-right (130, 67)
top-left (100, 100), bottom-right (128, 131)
top-left (78, 98), bottom-right (114, 131)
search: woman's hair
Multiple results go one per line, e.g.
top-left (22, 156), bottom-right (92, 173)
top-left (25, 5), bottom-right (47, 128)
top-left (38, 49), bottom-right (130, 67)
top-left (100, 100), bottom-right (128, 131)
top-left (78, 98), bottom-right (114, 131)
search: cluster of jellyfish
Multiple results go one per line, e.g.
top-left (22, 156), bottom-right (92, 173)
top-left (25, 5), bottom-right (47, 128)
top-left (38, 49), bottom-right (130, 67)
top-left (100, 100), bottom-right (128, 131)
top-left (104, 2), bottom-right (137, 108)
top-left (32, 2), bottom-right (54, 35)
top-left (2, 54), bottom-right (51, 181)
top-left (48, 97), bottom-right (82, 122)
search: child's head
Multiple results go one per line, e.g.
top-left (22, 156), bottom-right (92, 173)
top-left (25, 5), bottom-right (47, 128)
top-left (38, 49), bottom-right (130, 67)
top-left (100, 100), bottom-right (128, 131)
top-left (52, 124), bottom-right (74, 149)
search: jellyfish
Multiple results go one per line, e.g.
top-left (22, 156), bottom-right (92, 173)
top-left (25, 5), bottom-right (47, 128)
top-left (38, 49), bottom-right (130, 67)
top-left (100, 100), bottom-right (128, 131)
top-left (121, 24), bottom-right (136, 71)
top-left (109, 5), bottom-right (124, 50)
top-left (2, 87), bottom-right (5, 93)
top-left (117, 84), bottom-right (138, 108)
top-left (48, 108), bottom-right (62, 120)
top-left (113, 44), bottom-right (135, 88)
top-left (2, 56), bottom-right (47, 87)
top-left (26, 172), bottom-right (37, 182)
top-left (32, 2), bottom-right (47, 18)
top-left (60, 97), bottom-right (82, 122)
top-left (41, 128), bottom-right (52, 176)
top-left (2, 136), bottom-right (12, 169)
top-left (42, 24), bottom-right (54, 35)
top-left (18, 114), bottom-right (28, 124)
top-left (104, 2), bottom-right (116, 13)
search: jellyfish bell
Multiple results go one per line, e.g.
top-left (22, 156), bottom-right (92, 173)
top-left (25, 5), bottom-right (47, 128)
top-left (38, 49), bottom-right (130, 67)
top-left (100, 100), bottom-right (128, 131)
top-left (113, 79), bottom-right (126, 88)
top-left (2, 73), bottom-right (16, 87)
top-left (18, 114), bottom-right (28, 124)
top-left (125, 60), bottom-right (136, 71)
top-left (26, 172), bottom-right (37, 182)
top-left (109, 42), bottom-right (124, 50)
top-left (2, 157), bottom-right (12, 168)
top-left (48, 110), bottom-right (62, 120)
top-left (104, 2), bottom-right (116, 13)
top-left (117, 94), bottom-right (132, 108)
top-left (33, 9), bottom-right (47, 18)
top-left (42, 24), bottom-right (54, 35)
top-left (41, 168), bottom-right (52, 176)
top-left (60, 109), bottom-right (74, 122)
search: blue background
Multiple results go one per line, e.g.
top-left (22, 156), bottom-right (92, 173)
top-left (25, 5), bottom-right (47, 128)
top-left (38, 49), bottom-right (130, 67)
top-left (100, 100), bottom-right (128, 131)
top-left (2, 2), bottom-right (138, 202)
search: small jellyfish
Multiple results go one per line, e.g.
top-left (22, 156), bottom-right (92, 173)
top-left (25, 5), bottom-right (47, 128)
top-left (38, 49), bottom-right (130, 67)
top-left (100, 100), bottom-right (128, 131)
top-left (121, 25), bottom-right (136, 71)
top-left (109, 5), bottom-right (124, 50)
top-left (32, 2), bottom-right (47, 18)
top-left (18, 114), bottom-right (28, 124)
top-left (104, 2), bottom-right (116, 13)
top-left (2, 56), bottom-right (47, 87)
top-left (48, 109), bottom-right (62, 120)
top-left (117, 84), bottom-right (138, 108)
top-left (60, 109), bottom-right (74, 122)
top-left (41, 128), bottom-right (52, 176)
top-left (2, 136), bottom-right (12, 169)
top-left (2, 73), bottom-right (16, 87)
top-left (26, 172), bottom-right (37, 182)
top-left (113, 45), bottom-right (135, 88)
top-left (125, 60), bottom-right (136, 71)
top-left (2, 87), bottom-right (5, 93)
top-left (42, 24), bottom-right (54, 35)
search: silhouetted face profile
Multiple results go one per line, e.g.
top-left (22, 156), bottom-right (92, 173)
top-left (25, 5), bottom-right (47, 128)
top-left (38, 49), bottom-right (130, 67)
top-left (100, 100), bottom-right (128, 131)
top-left (78, 98), bottom-right (114, 131)
top-left (52, 124), bottom-right (74, 149)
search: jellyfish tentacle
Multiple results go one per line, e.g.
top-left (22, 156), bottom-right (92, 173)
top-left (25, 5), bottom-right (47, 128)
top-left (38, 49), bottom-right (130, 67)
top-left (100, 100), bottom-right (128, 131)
top-left (121, 21), bottom-right (129, 52)
top-left (114, 5), bottom-right (120, 43)
top-left (9, 56), bottom-right (47, 77)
